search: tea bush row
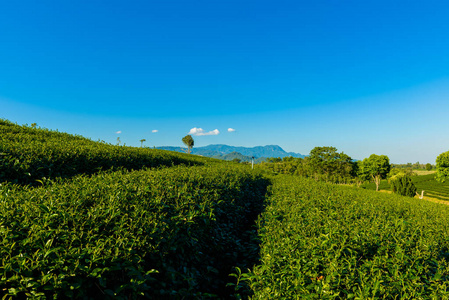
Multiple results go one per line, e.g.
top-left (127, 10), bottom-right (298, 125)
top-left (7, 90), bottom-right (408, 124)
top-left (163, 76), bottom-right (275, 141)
top-left (0, 165), bottom-right (269, 298)
top-left (0, 119), bottom-right (206, 185)
top-left (240, 175), bottom-right (449, 298)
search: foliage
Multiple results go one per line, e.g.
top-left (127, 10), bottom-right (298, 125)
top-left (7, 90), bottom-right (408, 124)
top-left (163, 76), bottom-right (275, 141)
top-left (436, 151), bottom-right (449, 183)
top-left (308, 146), bottom-right (355, 182)
top-left (238, 175), bottom-right (449, 298)
top-left (389, 173), bottom-right (417, 197)
top-left (0, 119), bottom-right (205, 186)
top-left (0, 165), bottom-right (269, 298)
top-left (259, 147), bottom-right (357, 184)
top-left (426, 163), bottom-right (433, 171)
top-left (182, 135), bottom-right (194, 154)
top-left (388, 167), bottom-right (414, 179)
top-left (359, 154), bottom-right (391, 191)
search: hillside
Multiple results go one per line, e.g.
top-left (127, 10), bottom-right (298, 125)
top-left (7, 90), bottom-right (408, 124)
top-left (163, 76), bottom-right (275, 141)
top-left (0, 119), bottom-right (208, 185)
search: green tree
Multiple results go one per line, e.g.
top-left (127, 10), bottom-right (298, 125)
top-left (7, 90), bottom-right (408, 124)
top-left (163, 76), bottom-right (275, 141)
top-left (267, 157), bottom-right (282, 163)
top-left (232, 158), bottom-right (241, 163)
top-left (425, 163), bottom-right (432, 171)
top-left (389, 173), bottom-right (417, 197)
top-left (140, 139), bottom-right (146, 148)
top-left (308, 146), bottom-right (354, 182)
top-left (182, 135), bottom-right (194, 154)
top-left (436, 151), bottom-right (449, 183)
top-left (359, 154), bottom-right (391, 191)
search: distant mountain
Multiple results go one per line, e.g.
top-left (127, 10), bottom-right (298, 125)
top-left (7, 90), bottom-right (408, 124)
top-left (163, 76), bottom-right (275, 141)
top-left (156, 144), bottom-right (306, 162)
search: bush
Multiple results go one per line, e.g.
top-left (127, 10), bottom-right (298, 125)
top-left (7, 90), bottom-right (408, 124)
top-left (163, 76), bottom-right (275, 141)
top-left (389, 173), bottom-right (417, 197)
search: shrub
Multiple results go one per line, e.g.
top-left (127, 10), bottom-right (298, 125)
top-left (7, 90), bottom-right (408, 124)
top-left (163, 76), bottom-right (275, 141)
top-left (389, 173), bottom-right (417, 197)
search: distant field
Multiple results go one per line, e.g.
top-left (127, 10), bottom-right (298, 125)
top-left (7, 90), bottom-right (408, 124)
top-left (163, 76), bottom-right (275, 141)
top-left (413, 170), bottom-right (436, 175)
top-left (362, 173), bottom-right (449, 201)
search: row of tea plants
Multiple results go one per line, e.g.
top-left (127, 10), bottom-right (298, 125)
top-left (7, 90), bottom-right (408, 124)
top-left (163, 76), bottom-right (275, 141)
top-left (0, 164), bottom-right (269, 298)
top-left (238, 175), bottom-right (449, 298)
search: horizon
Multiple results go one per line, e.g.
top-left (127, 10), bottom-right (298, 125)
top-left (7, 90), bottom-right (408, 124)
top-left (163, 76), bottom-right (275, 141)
top-left (2, 1), bottom-right (449, 164)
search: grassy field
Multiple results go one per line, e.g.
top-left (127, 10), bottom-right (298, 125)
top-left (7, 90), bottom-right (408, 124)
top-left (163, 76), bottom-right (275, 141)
top-left (3, 119), bottom-right (449, 298)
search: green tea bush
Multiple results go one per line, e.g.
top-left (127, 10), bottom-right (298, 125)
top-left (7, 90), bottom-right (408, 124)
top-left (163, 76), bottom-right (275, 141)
top-left (390, 173), bottom-right (417, 197)
top-left (0, 119), bottom-right (206, 185)
top-left (240, 175), bottom-right (449, 298)
top-left (0, 165), bottom-right (269, 298)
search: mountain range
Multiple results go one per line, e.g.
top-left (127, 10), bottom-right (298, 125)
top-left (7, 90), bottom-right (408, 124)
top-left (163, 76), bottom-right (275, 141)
top-left (156, 144), bottom-right (306, 163)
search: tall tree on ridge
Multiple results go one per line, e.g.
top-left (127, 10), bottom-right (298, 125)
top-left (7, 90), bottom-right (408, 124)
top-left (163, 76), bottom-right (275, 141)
top-left (182, 135), bottom-right (194, 154)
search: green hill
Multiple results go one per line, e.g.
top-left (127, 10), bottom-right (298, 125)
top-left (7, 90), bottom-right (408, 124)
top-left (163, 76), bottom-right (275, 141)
top-left (0, 119), bottom-right (207, 185)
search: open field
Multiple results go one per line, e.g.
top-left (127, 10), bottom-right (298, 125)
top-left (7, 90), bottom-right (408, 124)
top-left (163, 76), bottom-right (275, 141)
top-left (2, 120), bottom-right (449, 298)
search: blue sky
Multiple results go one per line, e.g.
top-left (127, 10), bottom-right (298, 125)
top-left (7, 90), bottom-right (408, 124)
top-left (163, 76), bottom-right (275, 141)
top-left (1, 0), bottom-right (449, 163)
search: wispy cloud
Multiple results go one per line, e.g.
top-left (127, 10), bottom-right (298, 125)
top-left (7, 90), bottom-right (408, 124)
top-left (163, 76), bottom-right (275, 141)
top-left (152, 130), bottom-right (158, 133)
top-left (228, 128), bottom-right (236, 132)
top-left (116, 131), bottom-right (122, 134)
top-left (188, 127), bottom-right (220, 136)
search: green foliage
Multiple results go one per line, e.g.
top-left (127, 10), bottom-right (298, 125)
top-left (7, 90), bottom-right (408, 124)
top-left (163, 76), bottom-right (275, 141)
top-left (0, 119), bottom-right (205, 185)
top-left (388, 167), bottom-right (414, 179)
top-left (308, 146), bottom-right (355, 181)
top-left (182, 135), bottom-right (194, 154)
top-left (0, 165), bottom-right (269, 298)
top-left (239, 175), bottom-right (449, 298)
top-left (426, 163), bottom-right (433, 171)
top-left (359, 154), bottom-right (391, 191)
top-left (436, 151), bottom-right (449, 183)
top-left (259, 147), bottom-right (357, 184)
top-left (389, 173), bottom-right (417, 197)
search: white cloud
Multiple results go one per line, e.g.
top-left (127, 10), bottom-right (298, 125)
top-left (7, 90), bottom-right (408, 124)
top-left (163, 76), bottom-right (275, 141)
top-left (152, 130), bottom-right (158, 133)
top-left (116, 131), bottom-right (122, 134)
top-left (188, 127), bottom-right (220, 136)
top-left (228, 128), bottom-right (236, 132)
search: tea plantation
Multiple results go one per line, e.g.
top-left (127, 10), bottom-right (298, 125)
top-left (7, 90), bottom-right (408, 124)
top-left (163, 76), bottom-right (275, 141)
top-left (362, 173), bottom-right (449, 201)
top-left (2, 120), bottom-right (449, 298)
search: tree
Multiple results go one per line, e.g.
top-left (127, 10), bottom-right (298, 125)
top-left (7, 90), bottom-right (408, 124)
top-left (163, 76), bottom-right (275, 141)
top-left (182, 135), bottom-right (194, 154)
top-left (359, 154), bottom-right (391, 191)
top-left (232, 158), bottom-right (241, 163)
top-left (116, 137), bottom-right (121, 146)
top-left (425, 163), bottom-right (432, 171)
top-left (140, 139), bottom-right (146, 148)
top-left (308, 146), bottom-right (354, 182)
top-left (436, 151), bottom-right (449, 183)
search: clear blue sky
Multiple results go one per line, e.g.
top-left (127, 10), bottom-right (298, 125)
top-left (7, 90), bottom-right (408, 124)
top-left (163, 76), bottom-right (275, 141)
top-left (1, 0), bottom-right (449, 163)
